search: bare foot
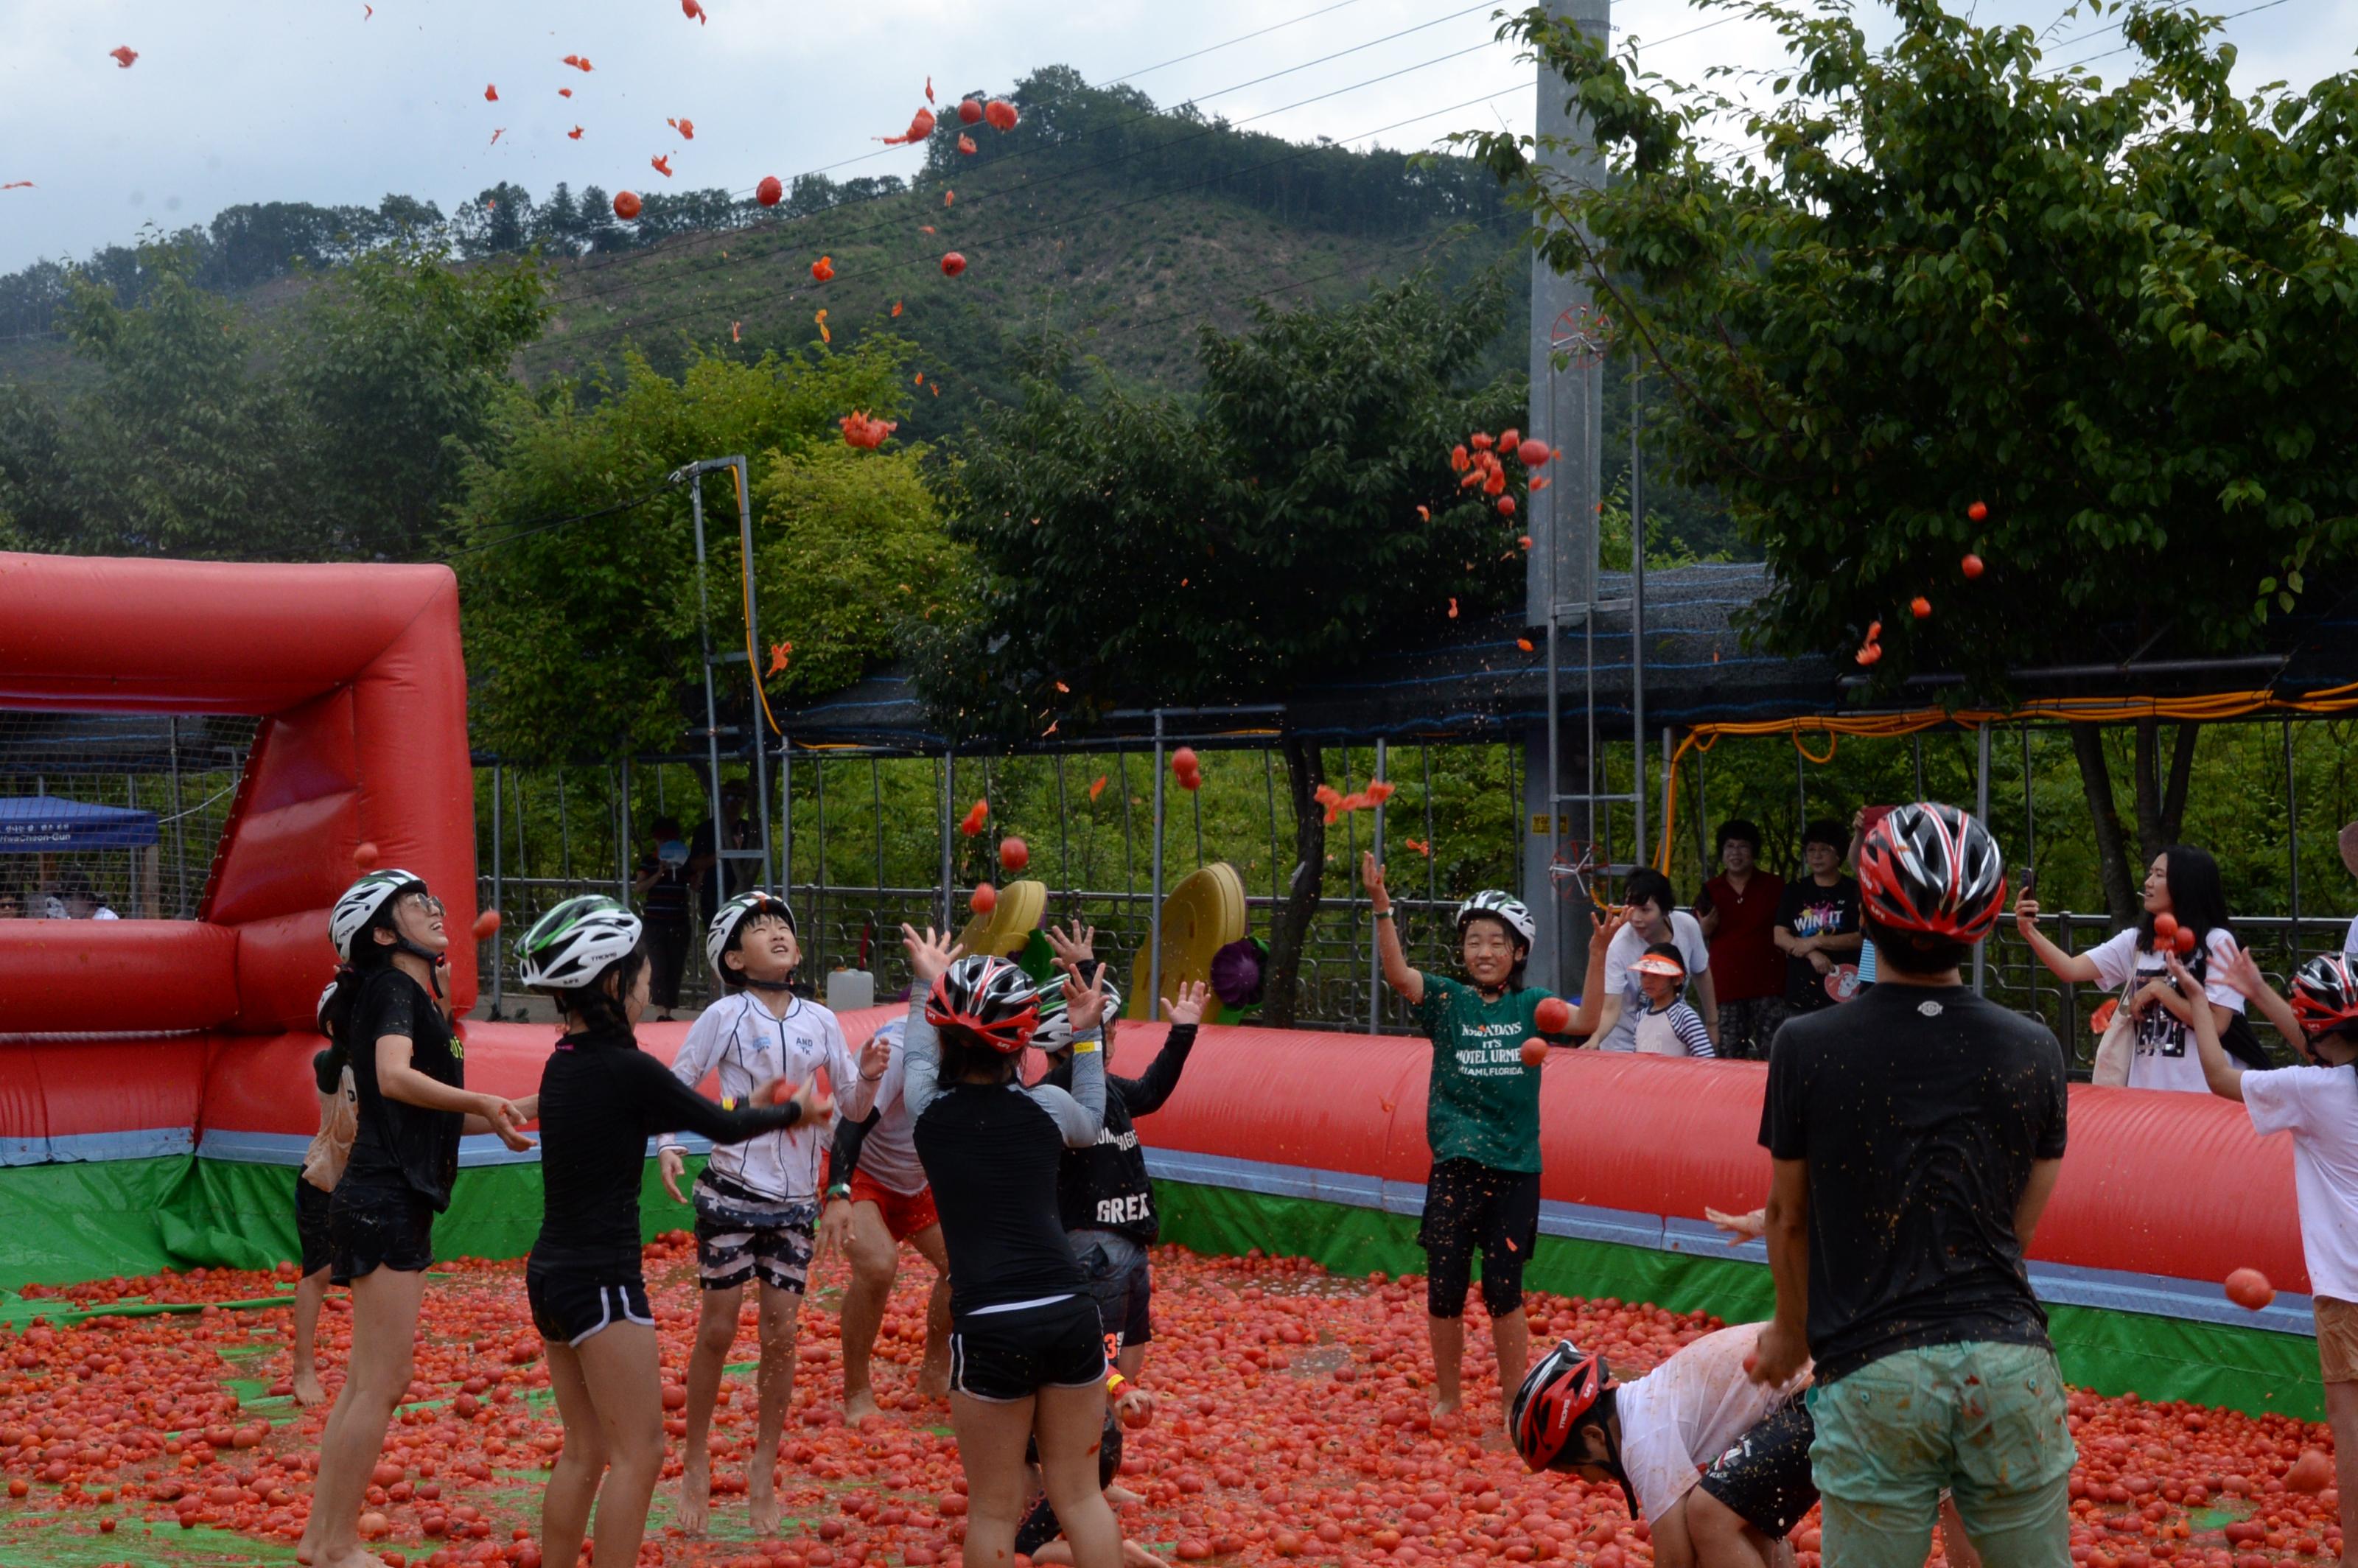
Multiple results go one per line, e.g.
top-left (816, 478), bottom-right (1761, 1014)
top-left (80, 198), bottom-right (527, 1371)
top-left (678, 1453), bottom-right (712, 1534)
top-left (1431, 1393), bottom-right (1463, 1421)
top-left (748, 1460), bottom-right (780, 1537)
top-left (318, 1547), bottom-right (393, 1568)
top-left (293, 1371), bottom-right (328, 1407)
top-left (844, 1389), bottom-right (881, 1426)
top-left (1121, 1541), bottom-right (1165, 1568)
top-left (1105, 1484), bottom-right (1144, 1506)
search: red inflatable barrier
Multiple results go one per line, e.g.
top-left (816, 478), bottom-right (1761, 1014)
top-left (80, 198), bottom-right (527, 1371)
top-left (0, 553), bottom-right (479, 1026)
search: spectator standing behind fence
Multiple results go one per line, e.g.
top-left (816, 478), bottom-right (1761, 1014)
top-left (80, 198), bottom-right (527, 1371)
top-left (634, 816), bottom-right (694, 1022)
top-left (1774, 820), bottom-right (1862, 1014)
top-left (1589, 869), bottom-right (1718, 1054)
top-left (2015, 845), bottom-right (2256, 1092)
top-left (689, 783), bottom-right (755, 926)
top-left (1697, 821), bottom-right (1785, 1060)
top-left (0, 887), bottom-right (19, 918)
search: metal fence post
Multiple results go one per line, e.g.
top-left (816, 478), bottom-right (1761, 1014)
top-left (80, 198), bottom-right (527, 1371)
top-left (490, 761), bottom-right (505, 1018)
top-left (1150, 713), bottom-right (1166, 1015)
top-left (1973, 723), bottom-right (1992, 996)
top-left (1369, 737), bottom-right (1388, 1030)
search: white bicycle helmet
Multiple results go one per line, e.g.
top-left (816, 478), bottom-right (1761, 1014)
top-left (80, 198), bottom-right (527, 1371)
top-left (1455, 889), bottom-right (1536, 945)
top-left (314, 976), bottom-right (341, 1035)
top-left (1033, 967), bottom-right (1122, 1053)
top-left (330, 869), bottom-right (430, 961)
top-left (706, 890), bottom-right (797, 981)
top-left (519, 895), bottom-right (644, 990)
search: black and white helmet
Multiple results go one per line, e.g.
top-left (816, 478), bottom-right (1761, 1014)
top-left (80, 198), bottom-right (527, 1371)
top-left (1456, 889), bottom-right (1536, 945)
top-left (1034, 966), bottom-right (1122, 1052)
top-left (315, 977), bottom-right (342, 1035)
top-left (706, 891), bottom-right (797, 980)
top-left (519, 895), bottom-right (643, 990)
top-left (330, 869), bottom-right (429, 961)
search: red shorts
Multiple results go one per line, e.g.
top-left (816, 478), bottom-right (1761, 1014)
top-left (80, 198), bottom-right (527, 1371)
top-left (850, 1169), bottom-right (939, 1242)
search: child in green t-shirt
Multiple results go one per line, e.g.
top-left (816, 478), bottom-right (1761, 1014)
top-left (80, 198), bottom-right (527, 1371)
top-left (1363, 851), bottom-right (1618, 1425)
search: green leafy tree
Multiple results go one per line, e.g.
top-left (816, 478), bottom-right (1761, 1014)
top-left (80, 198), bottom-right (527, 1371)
top-left (920, 270), bottom-right (1526, 1023)
top-left (1463, 0), bottom-right (2358, 922)
top-left (0, 234), bottom-right (548, 563)
top-left (453, 341), bottom-right (945, 762)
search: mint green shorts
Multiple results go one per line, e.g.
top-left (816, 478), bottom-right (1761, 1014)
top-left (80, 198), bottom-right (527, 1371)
top-left (1808, 1341), bottom-right (2077, 1568)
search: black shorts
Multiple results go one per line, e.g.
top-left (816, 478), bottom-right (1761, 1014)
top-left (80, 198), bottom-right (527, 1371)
top-left (949, 1295), bottom-right (1107, 1404)
top-left (328, 1179), bottom-right (435, 1286)
top-left (526, 1259), bottom-right (654, 1346)
top-left (295, 1177), bottom-right (335, 1278)
top-left (1417, 1158), bottom-right (1540, 1319)
top-left (1695, 1399), bottom-right (1819, 1541)
top-left (1077, 1242), bottom-right (1153, 1353)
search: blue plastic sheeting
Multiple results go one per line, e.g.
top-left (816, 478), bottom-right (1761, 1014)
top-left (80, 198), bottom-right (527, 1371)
top-left (0, 794), bottom-right (159, 850)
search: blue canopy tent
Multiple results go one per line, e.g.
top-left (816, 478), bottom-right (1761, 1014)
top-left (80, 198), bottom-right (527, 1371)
top-left (0, 795), bottom-right (160, 851)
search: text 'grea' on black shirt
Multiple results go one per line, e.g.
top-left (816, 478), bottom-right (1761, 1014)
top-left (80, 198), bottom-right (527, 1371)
top-left (1040, 1022), bottom-right (1197, 1244)
top-left (532, 1023), bottom-right (800, 1276)
top-left (1759, 981), bottom-right (2068, 1384)
top-left (343, 967), bottom-right (466, 1211)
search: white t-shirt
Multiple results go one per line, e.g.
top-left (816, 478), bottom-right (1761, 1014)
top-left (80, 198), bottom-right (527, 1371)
top-left (1613, 1323), bottom-right (1810, 1524)
top-left (1597, 911), bottom-right (1710, 1054)
top-left (657, 992), bottom-right (873, 1203)
top-left (2084, 926), bottom-right (2245, 1094)
top-left (847, 1018), bottom-right (930, 1198)
top-left (2244, 1065), bottom-right (2358, 1303)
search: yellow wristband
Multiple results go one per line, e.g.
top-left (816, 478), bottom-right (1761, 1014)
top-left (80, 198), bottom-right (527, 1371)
top-left (1073, 1037), bottom-right (1102, 1055)
top-left (1106, 1371), bottom-right (1127, 1394)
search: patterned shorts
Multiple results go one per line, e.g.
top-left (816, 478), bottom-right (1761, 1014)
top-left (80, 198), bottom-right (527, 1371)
top-left (691, 1172), bottom-right (818, 1294)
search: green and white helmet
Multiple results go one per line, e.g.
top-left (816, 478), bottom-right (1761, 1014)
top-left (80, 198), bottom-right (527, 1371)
top-left (1455, 889), bottom-right (1536, 945)
top-left (1033, 965), bottom-right (1122, 1053)
top-left (519, 895), bottom-right (643, 990)
top-left (706, 891), bottom-right (797, 980)
top-left (330, 869), bottom-right (429, 961)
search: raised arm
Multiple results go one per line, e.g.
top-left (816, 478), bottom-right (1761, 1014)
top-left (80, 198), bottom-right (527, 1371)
top-left (2015, 895), bottom-right (2100, 984)
top-left (1562, 909), bottom-right (1626, 1037)
top-left (1119, 980), bottom-right (1208, 1116)
top-left (896, 924), bottom-right (965, 1121)
top-left (2168, 951), bottom-right (2248, 1102)
top-left (1362, 852), bottom-right (1422, 1007)
top-left (1027, 967), bottom-right (1109, 1147)
top-left (2217, 942), bottom-right (2308, 1054)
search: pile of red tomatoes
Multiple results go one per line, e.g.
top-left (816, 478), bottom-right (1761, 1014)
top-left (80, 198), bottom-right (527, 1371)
top-left (0, 1239), bottom-right (2340, 1567)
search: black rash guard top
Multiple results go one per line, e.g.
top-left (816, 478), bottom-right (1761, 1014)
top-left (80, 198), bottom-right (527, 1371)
top-left (901, 998), bottom-right (1107, 1322)
top-left (1040, 1022), bottom-right (1197, 1244)
top-left (343, 967), bottom-right (466, 1211)
top-left (531, 1022), bottom-right (802, 1275)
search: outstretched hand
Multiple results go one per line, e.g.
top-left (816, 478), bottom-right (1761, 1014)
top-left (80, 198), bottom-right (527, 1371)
top-left (2215, 942), bottom-right (2273, 1004)
top-left (2015, 893), bottom-right (2042, 938)
top-left (482, 1096), bottom-right (534, 1153)
top-left (1589, 906), bottom-right (1628, 958)
top-left (1045, 922), bottom-right (1098, 968)
top-left (1161, 979), bottom-right (1211, 1028)
top-left (1705, 1205), bottom-right (1767, 1245)
top-left (1360, 850), bottom-right (1390, 911)
top-left (858, 1031), bottom-right (893, 1082)
top-left (658, 1147), bottom-right (688, 1205)
top-left (900, 923), bottom-right (965, 986)
top-left (1063, 962), bottom-right (1114, 1037)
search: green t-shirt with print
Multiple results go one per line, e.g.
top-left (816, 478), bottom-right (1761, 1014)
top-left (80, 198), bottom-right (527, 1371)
top-left (1414, 972), bottom-right (1547, 1175)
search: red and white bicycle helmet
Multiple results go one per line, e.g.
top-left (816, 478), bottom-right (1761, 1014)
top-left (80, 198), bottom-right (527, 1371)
top-left (926, 954), bottom-right (1041, 1054)
top-left (1509, 1340), bottom-right (1610, 1474)
top-left (1857, 802), bottom-right (2007, 942)
top-left (2292, 953), bottom-right (2358, 1040)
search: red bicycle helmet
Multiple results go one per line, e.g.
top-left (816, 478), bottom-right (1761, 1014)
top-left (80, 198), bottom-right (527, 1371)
top-left (1509, 1340), bottom-right (1609, 1474)
top-left (1857, 801), bottom-right (2007, 942)
top-left (926, 955), bottom-right (1041, 1054)
top-left (2292, 953), bottom-right (2358, 1039)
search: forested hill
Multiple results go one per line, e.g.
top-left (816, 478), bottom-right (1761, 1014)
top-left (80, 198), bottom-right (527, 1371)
top-left (0, 66), bottom-right (1530, 438)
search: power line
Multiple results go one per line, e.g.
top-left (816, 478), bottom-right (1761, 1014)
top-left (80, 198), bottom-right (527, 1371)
top-left (542, 77), bottom-right (1529, 359)
top-left (1111, 0), bottom-right (1370, 82)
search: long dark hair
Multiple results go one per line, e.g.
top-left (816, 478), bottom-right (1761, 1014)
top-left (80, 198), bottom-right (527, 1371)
top-left (547, 943), bottom-right (651, 1040)
top-left (935, 1024), bottom-right (1020, 1086)
top-left (2138, 845), bottom-right (2233, 954)
top-left (317, 916), bottom-right (401, 1060)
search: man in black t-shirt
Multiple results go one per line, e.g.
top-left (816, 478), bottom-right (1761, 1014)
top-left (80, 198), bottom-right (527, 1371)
top-left (1771, 818), bottom-right (1863, 1012)
top-left (1752, 803), bottom-right (2073, 1568)
top-left (688, 783), bottom-right (755, 924)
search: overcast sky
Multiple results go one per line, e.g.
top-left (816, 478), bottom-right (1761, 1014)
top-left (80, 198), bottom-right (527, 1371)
top-left (0, 0), bottom-right (2348, 275)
